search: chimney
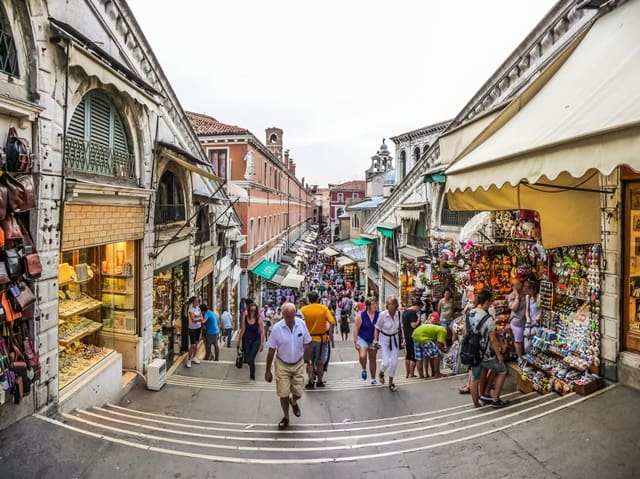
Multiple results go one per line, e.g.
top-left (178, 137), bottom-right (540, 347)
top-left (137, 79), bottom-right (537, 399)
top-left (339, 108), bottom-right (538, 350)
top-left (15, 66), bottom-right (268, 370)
top-left (284, 149), bottom-right (290, 164)
top-left (289, 161), bottom-right (296, 176)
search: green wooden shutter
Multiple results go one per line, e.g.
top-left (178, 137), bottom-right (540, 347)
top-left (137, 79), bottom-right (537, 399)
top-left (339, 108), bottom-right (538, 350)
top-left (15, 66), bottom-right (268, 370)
top-left (113, 112), bottom-right (128, 152)
top-left (88, 93), bottom-right (111, 147)
top-left (68, 97), bottom-right (86, 139)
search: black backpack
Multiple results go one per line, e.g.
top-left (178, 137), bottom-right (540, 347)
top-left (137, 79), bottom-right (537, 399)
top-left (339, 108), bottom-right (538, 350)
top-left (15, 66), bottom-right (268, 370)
top-left (460, 312), bottom-right (491, 367)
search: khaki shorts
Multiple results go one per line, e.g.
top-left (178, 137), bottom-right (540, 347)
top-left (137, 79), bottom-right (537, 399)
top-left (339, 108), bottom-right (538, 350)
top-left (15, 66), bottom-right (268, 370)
top-left (275, 357), bottom-right (305, 398)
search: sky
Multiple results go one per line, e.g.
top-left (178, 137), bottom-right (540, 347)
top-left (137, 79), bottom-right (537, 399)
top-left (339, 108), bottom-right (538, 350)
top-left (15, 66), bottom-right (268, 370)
top-left (127, 0), bottom-right (557, 187)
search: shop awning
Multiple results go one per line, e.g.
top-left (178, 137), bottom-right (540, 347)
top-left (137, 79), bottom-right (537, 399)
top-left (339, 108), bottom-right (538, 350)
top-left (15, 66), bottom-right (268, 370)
top-left (320, 247), bottom-right (340, 257)
top-left (225, 182), bottom-right (249, 201)
top-left (281, 273), bottom-right (305, 289)
top-left (377, 226), bottom-right (396, 238)
top-left (396, 207), bottom-right (423, 221)
top-left (251, 259), bottom-right (279, 281)
top-left (445, 2), bottom-right (640, 248)
top-left (337, 256), bottom-right (356, 267)
top-left (351, 238), bottom-right (374, 246)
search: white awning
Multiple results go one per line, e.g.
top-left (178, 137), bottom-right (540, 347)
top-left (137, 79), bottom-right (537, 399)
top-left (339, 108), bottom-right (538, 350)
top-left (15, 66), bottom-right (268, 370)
top-left (337, 256), bottom-right (355, 267)
top-left (225, 182), bottom-right (249, 201)
top-left (281, 273), bottom-right (305, 289)
top-left (320, 247), bottom-right (340, 257)
top-left (438, 108), bottom-right (503, 166)
top-left (444, 2), bottom-right (640, 248)
top-left (396, 209), bottom-right (422, 221)
top-left (446, 1), bottom-right (640, 191)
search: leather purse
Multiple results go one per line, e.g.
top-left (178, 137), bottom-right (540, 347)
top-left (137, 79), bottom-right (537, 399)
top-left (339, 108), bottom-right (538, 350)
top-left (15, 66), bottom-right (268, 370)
top-left (0, 262), bottom-right (10, 284)
top-left (5, 127), bottom-right (33, 173)
top-left (7, 281), bottom-right (36, 312)
top-left (2, 214), bottom-right (22, 241)
top-left (0, 182), bottom-right (7, 221)
top-left (235, 347), bottom-right (244, 368)
top-left (19, 220), bottom-right (41, 281)
top-left (3, 247), bottom-right (23, 279)
top-left (1, 174), bottom-right (36, 213)
top-left (1, 292), bottom-right (21, 322)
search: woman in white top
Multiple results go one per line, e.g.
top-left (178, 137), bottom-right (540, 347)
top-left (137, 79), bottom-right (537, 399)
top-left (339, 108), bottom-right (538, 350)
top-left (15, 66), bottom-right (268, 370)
top-left (374, 296), bottom-right (404, 392)
top-left (186, 296), bottom-right (204, 368)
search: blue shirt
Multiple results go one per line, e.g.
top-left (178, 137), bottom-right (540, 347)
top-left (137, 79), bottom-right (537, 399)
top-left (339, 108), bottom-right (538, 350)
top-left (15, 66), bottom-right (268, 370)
top-left (204, 310), bottom-right (219, 335)
top-left (221, 310), bottom-right (233, 329)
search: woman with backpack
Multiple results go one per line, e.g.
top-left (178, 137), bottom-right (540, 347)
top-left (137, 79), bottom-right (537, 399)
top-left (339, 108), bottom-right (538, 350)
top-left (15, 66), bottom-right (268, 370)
top-left (374, 296), bottom-right (404, 392)
top-left (353, 297), bottom-right (379, 384)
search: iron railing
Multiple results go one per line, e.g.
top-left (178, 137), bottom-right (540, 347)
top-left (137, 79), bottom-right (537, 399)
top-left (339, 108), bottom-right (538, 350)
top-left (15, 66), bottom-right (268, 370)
top-left (155, 204), bottom-right (186, 223)
top-left (64, 134), bottom-right (136, 179)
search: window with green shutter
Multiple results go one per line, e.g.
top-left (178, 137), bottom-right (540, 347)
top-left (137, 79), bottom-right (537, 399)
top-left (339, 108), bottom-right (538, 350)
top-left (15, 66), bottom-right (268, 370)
top-left (64, 90), bottom-right (135, 180)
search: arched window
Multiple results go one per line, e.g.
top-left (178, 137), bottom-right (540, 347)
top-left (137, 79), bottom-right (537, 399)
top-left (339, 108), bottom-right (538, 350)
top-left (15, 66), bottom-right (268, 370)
top-left (0, 5), bottom-right (19, 76)
top-left (65, 90), bottom-right (135, 179)
top-left (413, 146), bottom-right (421, 164)
top-left (422, 144), bottom-right (430, 156)
top-left (195, 208), bottom-right (210, 244)
top-left (399, 150), bottom-right (407, 180)
top-left (156, 171), bottom-right (185, 223)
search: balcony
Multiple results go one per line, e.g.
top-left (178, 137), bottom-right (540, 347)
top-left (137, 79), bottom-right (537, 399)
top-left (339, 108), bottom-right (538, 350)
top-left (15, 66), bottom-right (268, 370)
top-left (155, 204), bottom-right (186, 224)
top-left (64, 134), bottom-right (136, 180)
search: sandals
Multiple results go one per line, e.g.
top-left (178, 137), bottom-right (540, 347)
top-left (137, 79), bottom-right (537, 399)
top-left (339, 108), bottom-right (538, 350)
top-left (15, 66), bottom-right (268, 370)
top-left (389, 383), bottom-right (397, 392)
top-left (290, 398), bottom-right (301, 417)
top-left (458, 385), bottom-right (471, 394)
top-left (278, 417), bottom-right (289, 430)
top-left (379, 371), bottom-right (385, 385)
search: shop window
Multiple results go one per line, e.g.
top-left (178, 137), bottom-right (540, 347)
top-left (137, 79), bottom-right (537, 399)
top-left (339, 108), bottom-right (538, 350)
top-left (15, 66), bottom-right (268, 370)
top-left (65, 90), bottom-right (135, 180)
top-left (0, 6), bottom-right (19, 77)
top-left (440, 196), bottom-right (477, 227)
top-left (153, 263), bottom-right (187, 363)
top-left (208, 148), bottom-right (227, 180)
top-left (195, 208), bottom-right (210, 245)
top-left (156, 171), bottom-right (185, 223)
top-left (625, 184), bottom-right (640, 352)
top-left (58, 241), bottom-right (140, 390)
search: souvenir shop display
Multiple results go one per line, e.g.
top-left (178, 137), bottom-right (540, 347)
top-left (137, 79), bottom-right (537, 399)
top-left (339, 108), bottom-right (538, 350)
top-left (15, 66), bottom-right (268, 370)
top-left (0, 127), bottom-right (42, 406)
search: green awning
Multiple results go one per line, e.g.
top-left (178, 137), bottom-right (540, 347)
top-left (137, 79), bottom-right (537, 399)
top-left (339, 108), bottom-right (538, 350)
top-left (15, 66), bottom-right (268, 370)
top-left (377, 227), bottom-right (395, 238)
top-left (351, 238), bottom-right (374, 246)
top-left (423, 173), bottom-right (446, 183)
top-left (251, 259), bottom-right (279, 280)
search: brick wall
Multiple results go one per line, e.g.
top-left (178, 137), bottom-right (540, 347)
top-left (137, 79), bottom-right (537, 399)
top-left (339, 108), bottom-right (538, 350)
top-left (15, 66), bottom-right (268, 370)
top-left (62, 204), bottom-right (145, 249)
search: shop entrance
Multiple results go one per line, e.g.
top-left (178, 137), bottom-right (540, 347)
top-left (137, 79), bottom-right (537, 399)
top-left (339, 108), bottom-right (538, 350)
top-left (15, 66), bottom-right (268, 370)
top-left (624, 182), bottom-right (640, 353)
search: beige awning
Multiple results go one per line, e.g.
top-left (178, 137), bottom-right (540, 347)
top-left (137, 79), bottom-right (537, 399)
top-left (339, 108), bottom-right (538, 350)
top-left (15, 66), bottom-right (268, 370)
top-left (320, 247), bottom-right (340, 257)
top-left (337, 256), bottom-right (355, 267)
top-left (396, 209), bottom-right (422, 221)
top-left (438, 108), bottom-right (503, 165)
top-left (195, 256), bottom-right (215, 283)
top-left (225, 182), bottom-right (249, 201)
top-left (445, 1), bottom-right (640, 248)
top-left (281, 273), bottom-right (305, 289)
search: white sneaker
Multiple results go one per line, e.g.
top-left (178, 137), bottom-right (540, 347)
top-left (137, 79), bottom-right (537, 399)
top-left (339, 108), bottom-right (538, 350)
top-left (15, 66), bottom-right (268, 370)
top-left (185, 360), bottom-right (192, 368)
top-left (192, 357), bottom-right (201, 364)
top-left (249, 379), bottom-right (256, 384)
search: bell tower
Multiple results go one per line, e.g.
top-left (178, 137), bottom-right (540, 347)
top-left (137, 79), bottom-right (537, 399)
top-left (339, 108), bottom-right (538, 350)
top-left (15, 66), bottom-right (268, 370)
top-left (265, 127), bottom-right (283, 162)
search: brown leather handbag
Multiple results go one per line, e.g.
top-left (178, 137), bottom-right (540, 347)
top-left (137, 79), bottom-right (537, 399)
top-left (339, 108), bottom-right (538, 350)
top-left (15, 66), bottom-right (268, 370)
top-left (0, 182), bottom-right (8, 220)
top-left (2, 214), bottom-right (22, 241)
top-left (19, 220), bottom-right (42, 281)
top-left (1, 174), bottom-right (36, 213)
top-left (0, 292), bottom-right (21, 322)
top-left (7, 281), bottom-right (36, 312)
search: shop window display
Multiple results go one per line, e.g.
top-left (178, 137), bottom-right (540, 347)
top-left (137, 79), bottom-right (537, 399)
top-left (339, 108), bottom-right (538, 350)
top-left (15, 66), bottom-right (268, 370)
top-left (625, 186), bottom-right (640, 352)
top-left (153, 264), bottom-right (187, 365)
top-left (58, 241), bottom-right (138, 390)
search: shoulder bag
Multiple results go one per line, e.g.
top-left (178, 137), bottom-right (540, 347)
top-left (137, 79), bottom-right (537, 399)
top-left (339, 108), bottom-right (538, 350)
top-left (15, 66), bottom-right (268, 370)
top-left (7, 281), bottom-right (36, 312)
top-left (5, 127), bottom-right (33, 173)
top-left (2, 214), bottom-right (22, 241)
top-left (19, 219), bottom-right (42, 281)
top-left (1, 173), bottom-right (36, 213)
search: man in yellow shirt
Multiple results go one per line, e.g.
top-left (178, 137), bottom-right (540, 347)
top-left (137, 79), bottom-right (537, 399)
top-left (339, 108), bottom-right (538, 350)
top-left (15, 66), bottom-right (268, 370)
top-left (300, 292), bottom-right (336, 388)
top-left (412, 317), bottom-right (448, 379)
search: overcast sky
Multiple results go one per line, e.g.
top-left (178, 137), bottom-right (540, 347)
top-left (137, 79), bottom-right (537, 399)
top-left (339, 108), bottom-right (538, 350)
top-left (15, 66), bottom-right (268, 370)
top-left (127, 0), bottom-right (557, 187)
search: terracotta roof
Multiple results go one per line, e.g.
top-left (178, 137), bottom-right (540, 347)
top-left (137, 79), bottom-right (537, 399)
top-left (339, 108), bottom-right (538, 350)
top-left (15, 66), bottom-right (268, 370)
top-left (331, 180), bottom-right (365, 192)
top-left (186, 111), bottom-right (249, 136)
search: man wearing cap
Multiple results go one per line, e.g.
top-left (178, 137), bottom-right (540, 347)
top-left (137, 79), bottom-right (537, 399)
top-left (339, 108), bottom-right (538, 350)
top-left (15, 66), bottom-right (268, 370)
top-left (412, 313), bottom-right (448, 379)
top-left (402, 299), bottom-right (423, 378)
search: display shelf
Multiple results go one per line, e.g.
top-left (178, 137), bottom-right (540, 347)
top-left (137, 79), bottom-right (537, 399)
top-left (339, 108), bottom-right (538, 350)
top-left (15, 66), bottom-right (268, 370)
top-left (58, 295), bottom-right (103, 318)
top-left (102, 273), bottom-right (134, 278)
top-left (101, 290), bottom-right (134, 295)
top-left (59, 322), bottom-right (103, 346)
top-left (58, 347), bottom-right (114, 390)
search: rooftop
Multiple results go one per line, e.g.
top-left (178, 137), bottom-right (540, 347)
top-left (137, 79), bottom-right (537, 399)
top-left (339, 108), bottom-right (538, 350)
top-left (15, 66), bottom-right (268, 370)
top-left (330, 180), bottom-right (366, 192)
top-left (186, 111), bottom-right (249, 136)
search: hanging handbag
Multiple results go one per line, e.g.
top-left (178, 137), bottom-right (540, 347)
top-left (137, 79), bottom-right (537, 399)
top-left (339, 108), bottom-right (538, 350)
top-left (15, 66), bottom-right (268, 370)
top-left (7, 281), bottom-right (36, 312)
top-left (3, 247), bottom-right (24, 279)
top-left (21, 323), bottom-right (39, 381)
top-left (0, 182), bottom-right (7, 221)
top-left (0, 262), bottom-right (10, 284)
top-left (1, 291), bottom-right (21, 322)
top-left (1, 173), bottom-right (36, 213)
top-left (2, 214), bottom-right (22, 241)
top-left (235, 347), bottom-right (244, 368)
top-left (19, 220), bottom-right (41, 281)
top-left (5, 127), bottom-right (33, 173)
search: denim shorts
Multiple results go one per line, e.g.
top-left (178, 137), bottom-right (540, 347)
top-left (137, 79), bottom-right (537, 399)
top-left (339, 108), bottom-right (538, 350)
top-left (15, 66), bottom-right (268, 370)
top-left (357, 337), bottom-right (375, 350)
top-left (310, 341), bottom-right (329, 364)
top-left (470, 356), bottom-right (508, 381)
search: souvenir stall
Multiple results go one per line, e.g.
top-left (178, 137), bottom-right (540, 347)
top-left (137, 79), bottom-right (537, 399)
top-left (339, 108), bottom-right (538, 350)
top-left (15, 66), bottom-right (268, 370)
top-left (152, 262), bottom-right (188, 366)
top-left (454, 210), bottom-right (603, 396)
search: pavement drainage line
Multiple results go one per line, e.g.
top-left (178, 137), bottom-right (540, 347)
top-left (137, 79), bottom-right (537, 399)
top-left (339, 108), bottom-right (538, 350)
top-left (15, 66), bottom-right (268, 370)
top-left (94, 392), bottom-right (542, 436)
top-left (71, 393), bottom-right (576, 450)
top-left (105, 390), bottom-right (524, 428)
top-left (38, 387), bottom-right (614, 465)
top-left (49, 388), bottom-right (611, 462)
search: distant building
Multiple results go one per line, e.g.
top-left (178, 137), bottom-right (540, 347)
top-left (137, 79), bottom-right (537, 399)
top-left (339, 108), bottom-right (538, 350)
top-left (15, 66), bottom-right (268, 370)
top-left (329, 180), bottom-right (366, 239)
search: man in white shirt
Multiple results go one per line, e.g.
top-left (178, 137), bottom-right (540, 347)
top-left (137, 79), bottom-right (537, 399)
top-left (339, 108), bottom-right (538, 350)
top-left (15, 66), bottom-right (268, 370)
top-left (265, 302), bottom-right (312, 430)
top-left (220, 309), bottom-right (233, 348)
